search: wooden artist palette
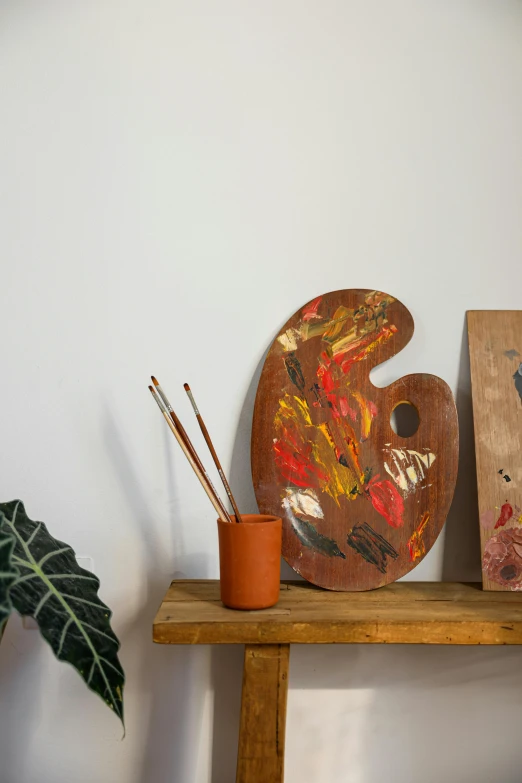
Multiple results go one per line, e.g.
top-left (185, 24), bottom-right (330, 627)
top-left (251, 289), bottom-right (458, 591)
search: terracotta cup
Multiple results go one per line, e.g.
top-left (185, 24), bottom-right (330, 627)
top-left (217, 514), bottom-right (282, 609)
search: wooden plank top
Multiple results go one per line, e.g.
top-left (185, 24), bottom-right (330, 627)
top-left (153, 580), bottom-right (522, 645)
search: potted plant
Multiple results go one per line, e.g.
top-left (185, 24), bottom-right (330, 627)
top-left (0, 500), bottom-right (124, 725)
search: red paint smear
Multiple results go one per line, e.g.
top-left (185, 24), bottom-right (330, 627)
top-left (368, 400), bottom-right (378, 418)
top-left (273, 439), bottom-right (329, 489)
top-left (339, 396), bottom-right (358, 422)
top-left (317, 363), bottom-right (336, 393)
top-left (277, 422), bottom-right (301, 453)
top-left (494, 503), bottom-right (513, 529)
top-left (325, 392), bottom-right (341, 418)
top-left (367, 476), bottom-right (404, 528)
top-left (302, 295), bottom-right (323, 322)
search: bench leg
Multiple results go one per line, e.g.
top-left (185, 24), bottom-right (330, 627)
top-left (236, 643), bottom-right (290, 783)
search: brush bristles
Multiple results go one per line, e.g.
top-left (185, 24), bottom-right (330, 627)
top-left (185, 387), bottom-right (199, 415)
top-left (149, 385), bottom-right (165, 412)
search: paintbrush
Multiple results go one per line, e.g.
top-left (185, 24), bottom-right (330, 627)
top-left (183, 382), bottom-right (242, 523)
top-left (152, 374), bottom-right (221, 498)
top-left (148, 384), bottom-right (232, 522)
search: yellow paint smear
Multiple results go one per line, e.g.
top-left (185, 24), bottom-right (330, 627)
top-left (274, 394), bottom-right (359, 506)
top-left (300, 307), bottom-right (355, 342)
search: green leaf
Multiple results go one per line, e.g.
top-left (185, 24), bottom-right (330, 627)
top-left (0, 517), bottom-right (19, 632)
top-left (0, 500), bottom-right (124, 725)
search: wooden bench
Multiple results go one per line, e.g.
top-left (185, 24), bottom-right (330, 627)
top-left (153, 580), bottom-right (522, 782)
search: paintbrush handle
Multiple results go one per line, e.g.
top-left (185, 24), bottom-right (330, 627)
top-left (168, 410), bottom-right (231, 520)
top-left (161, 411), bottom-right (229, 521)
top-left (155, 384), bottom-right (213, 486)
top-left (197, 415), bottom-right (242, 521)
top-left (184, 385), bottom-right (243, 523)
top-left (150, 386), bottom-right (231, 522)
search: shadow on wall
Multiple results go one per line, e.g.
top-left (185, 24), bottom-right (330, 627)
top-left (228, 349), bottom-right (267, 517)
top-left (0, 617), bottom-right (43, 781)
top-left (442, 317), bottom-right (481, 582)
top-left (103, 405), bottom-right (210, 783)
top-left (209, 645), bottom-right (244, 783)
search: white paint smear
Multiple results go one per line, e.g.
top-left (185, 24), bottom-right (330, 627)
top-left (283, 488), bottom-right (324, 519)
top-left (277, 328), bottom-right (300, 351)
top-left (384, 448), bottom-right (436, 496)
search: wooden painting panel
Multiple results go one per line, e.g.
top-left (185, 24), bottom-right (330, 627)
top-left (468, 310), bottom-right (522, 591)
top-left (251, 290), bottom-right (459, 591)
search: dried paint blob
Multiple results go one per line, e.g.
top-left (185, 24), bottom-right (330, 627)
top-left (495, 503), bottom-right (513, 529)
top-left (483, 528), bottom-right (522, 589)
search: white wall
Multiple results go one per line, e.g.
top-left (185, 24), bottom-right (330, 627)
top-left (0, 1), bottom-right (521, 781)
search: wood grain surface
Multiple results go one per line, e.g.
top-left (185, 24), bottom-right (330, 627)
top-left (468, 310), bottom-right (522, 591)
top-left (236, 644), bottom-right (289, 783)
top-left (251, 290), bottom-right (459, 591)
top-left (153, 580), bottom-right (522, 645)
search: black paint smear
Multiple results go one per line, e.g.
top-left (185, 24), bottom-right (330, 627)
top-left (291, 516), bottom-right (346, 559)
top-left (499, 469), bottom-right (503, 474)
top-left (285, 353), bottom-right (305, 392)
top-left (513, 364), bottom-right (522, 403)
top-left (504, 475), bottom-right (512, 482)
top-left (347, 523), bottom-right (399, 574)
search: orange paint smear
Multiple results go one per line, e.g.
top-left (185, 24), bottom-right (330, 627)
top-left (351, 390), bottom-right (378, 441)
top-left (408, 512), bottom-right (430, 561)
top-left (339, 418), bottom-right (364, 480)
top-left (321, 306), bottom-right (355, 342)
